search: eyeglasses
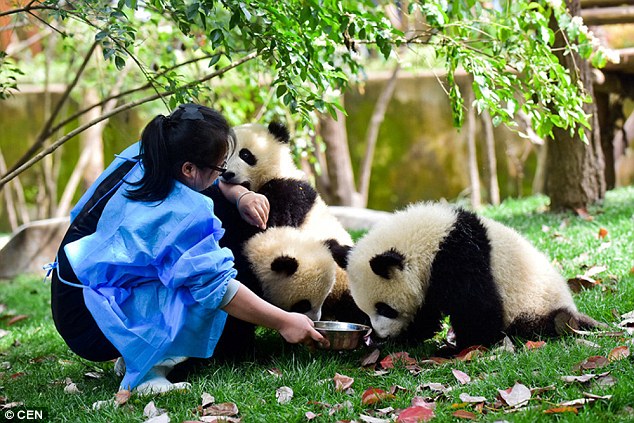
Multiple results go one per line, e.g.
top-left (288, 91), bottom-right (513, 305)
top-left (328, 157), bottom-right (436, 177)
top-left (200, 160), bottom-right (227, 175)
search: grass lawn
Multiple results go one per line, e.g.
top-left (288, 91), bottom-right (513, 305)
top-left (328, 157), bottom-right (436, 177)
top-left (1, 187), bottom-right (633, 422)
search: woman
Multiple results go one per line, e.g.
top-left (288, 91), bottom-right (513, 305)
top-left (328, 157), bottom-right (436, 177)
top-left (50, 103), bottom-right (327, 395)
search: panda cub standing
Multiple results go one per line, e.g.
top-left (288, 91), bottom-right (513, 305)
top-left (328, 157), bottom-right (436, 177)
top-left (346, 202), bottom-right (602, 350)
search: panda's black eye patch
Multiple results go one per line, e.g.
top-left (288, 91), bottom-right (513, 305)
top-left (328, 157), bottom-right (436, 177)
top-left (375, 302), bottom-right (399, 319)
top-left (239, 148), bottom-right (257, 166)
top-left (290, 299), bottom-right (312, 314)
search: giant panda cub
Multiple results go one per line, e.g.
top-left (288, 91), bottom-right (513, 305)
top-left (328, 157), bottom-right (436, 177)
top-left (346, 202), bottom-right (602, 350)
top-left (243, 226), bottom-right (337, 321)
top-left (219, 122), bottom-right (365, 324)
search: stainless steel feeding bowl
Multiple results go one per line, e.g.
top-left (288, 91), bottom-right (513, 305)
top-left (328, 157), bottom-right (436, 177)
top-left (314, 321), bottom-right (372, 350)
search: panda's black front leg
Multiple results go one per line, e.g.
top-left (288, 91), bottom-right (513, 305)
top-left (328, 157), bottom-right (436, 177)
top-left (402, 301), bottom-right (443, 345)
top-left (444, 281), bottom-right (506, 349)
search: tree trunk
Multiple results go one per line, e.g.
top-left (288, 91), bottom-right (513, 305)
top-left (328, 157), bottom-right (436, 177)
top-left (359, 64), bottom-right (400, 206)
top-left (481, 110), bottom-right (500, 205)
top-left (466, 89), bottom-right (481, 209)
top-left (545, 0), bottom-right (606, 211)
top-left (315, 104), bottom-right (360, 207)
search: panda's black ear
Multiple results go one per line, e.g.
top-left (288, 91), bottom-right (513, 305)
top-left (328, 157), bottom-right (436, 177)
top-left (271, 255), bottom-right (298, 276)
top-left (369, 248), bottom-right (405, 279)
top-left (324, 239), bottom-right (352, 269)
top-left (267, 122), bottom-right (290, 144)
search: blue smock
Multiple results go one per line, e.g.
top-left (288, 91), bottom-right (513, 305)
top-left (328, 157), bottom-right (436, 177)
top-left (62, 143), bottom-right (237, 390)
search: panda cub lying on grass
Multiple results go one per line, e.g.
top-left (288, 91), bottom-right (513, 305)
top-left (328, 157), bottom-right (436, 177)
top-left (345, 202), bottom-right (603, 350)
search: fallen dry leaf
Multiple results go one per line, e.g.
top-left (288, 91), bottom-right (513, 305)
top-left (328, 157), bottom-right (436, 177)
top-left (594, 373), bottom-right (617, 387)
top-left (305, 411), bottom-right (320, 420)
top-left (267, 368), bottom-right (283, 378)
top-left (143, 401), bottom-right (166, 419)
top-left (561, 373), bottom-right (602, 383)
top-left (498, 383), bottom-right (531, 407)
top-left (92, 400), bottom-right (115, 410)
top-left (361, 388), bottom-right (395, 406)
top-left (420, 357), bottom-right (451, 365)
top-left (114, 389), bottom-right (131, 406)
top-left (608, 345), bottom-right (630, 362)
top-left (574, 208), bottom-right (593, 221)
top-left (202, 402), bottom-right (239, 417)
top-left (582, 392), bottom-right (613, 400)
top-left (275, 387), bottom-right (293, 405)
top-left (358, 414), bottom-right (390, 423)
top-left (199, 417), bottom-right (241, 423)
top-left (64, 382), bottom-right (81, 394)
top-left (585, 265), bottom-right (608, 278)
top-left (380, 352), bottom-right (417, 369)
top-left (396, 405), bottom-right (435, 422)
top-left (144, 414), bottom-right (169, 423)
top-left (452, 409), bottom-right (477, 420)
top-left (375, 406), bottom-right (395, 415)
top-left (420, 382), bottom-right (452, 393)
top-left (598, 227), bottom-right (608, 239)
top-left (389, 385), bottom-right (408, 395)
top-left (525, 340), bottom-right (546, 350)
top-left (573, 355), bottom-right (609, 371)
top-left (452, 369), bottom-right (471, 385)
top-left (334, 373), bottom-right (354, 392)
top-left (458, 393), bottom-right (487, 403)
top-left (455, 345), bottom-right (487, 361)
top-left (7, 314), bottom-right (28, 326)
top-left (410, 397), bottom-right (435, 409)
top-left (84, 371), bottom-right (103, 379)
top-left (360, 348), bottom-right (381, 367)
top-left (544, 406), bottom-right (579, 414)
top-left (571, 328), bottom-right (626, 337)
top-left (201, 392), bottom-right (215, 408)
top-left (568, 276), bottom-right (599, 293)
top-left (530, 385), bottom-right (556, 395)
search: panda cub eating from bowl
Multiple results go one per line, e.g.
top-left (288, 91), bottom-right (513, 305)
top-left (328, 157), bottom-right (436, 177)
top-left (345, 202), bottom-right (602, 350)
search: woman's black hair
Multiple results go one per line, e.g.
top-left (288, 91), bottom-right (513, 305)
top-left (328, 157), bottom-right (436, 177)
top-left (125, 103), bottom-right (235, 202)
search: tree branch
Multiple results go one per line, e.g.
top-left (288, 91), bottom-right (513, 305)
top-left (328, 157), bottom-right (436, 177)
top-left (6, 40), bottom-right (99, 175)
top-left (0, 51), bottom-right (259, 190)
top-left (45, 53), bottom-right (219, 138)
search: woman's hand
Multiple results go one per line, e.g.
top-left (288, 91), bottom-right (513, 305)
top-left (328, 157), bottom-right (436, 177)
top-left (278, 313), bottom-right (330, 348)
top-left (237, 191), bottom-right (269, 230)
top-left (218, 181), bottom-right (269, 229)
top-left (222, 283), bottom-right (329, 349)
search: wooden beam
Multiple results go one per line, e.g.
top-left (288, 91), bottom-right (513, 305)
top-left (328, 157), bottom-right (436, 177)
top-left (581, 0), bottom-right (634, 8)
top-left (603, 47), bottom-right (634, 74)
top-left (581, 6), bottom-right (634, 24)
top-left (594, 71), bottom-right (634, 97)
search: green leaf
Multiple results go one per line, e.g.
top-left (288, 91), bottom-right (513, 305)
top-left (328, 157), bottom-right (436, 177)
top-left (114, 55), bottom-right (126, 70)
top-left (208, 54), bottom-right (221, 67)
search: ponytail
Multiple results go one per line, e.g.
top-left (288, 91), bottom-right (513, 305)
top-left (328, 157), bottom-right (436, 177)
top-left (125, 115), bottom-right (175, 202)
top-left (124, 104), bottom-right (233, 202)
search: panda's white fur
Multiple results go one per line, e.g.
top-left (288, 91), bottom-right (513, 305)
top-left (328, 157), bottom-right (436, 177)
top-left (243, 226), bottom-right (337, 321)
top-left (347, 202), bottom-right (599, 348)
top-left (227, 123), bottom-right (305, 190)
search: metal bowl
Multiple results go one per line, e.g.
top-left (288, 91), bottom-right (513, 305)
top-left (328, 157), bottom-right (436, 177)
top-left (314, 321), bottom-right (372, 350)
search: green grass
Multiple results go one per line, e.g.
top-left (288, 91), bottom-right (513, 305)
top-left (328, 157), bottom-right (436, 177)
top-left (1, 187), bottom-right (634, 422)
